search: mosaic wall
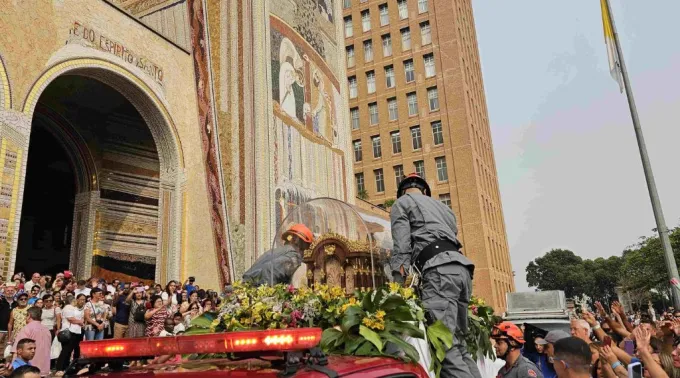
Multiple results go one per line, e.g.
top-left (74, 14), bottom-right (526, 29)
top-left (269, 14), bottom-right (349, 233)
top-left (199, 0), bottom-right (352, 278)
top-left (0, 140), bottom-right (22, 274)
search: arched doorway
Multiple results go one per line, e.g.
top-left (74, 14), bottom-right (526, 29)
top-left (16, 122), bottom-right (76, 275)
top-left (15, 65), bottom-right (184, 283)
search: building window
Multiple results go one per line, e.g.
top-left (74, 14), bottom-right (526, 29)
top-left (401, 27), bottom-right (411, 50)
top-left (382, 34), bottom-right (392, 57)
top-left (407, 92), bottom-right (418, 116)
top-left (346, 45), bottom-right (355, 68)
top-left (368, 102), bottom-right (379, 125)
top-left (398, 0), bottom-right (408, 19)
top-left (363, 39), bottom-right (373, 62)
top-left (361, 10), bottom-right (371, 32)
top-left (385, 65), bottom-right (395, 88)
top-left (344, 0), bottom-right (352, 9)
top-left (344, 16), bottom-right (353, 38)
top-left (371, 135), bottom-right (382, 158)
top-left (436, 156), bottom-right (448, 181)
top-left (404, 59), bottom-right (415, 82)
top-left (353, 139), bottom-right (362, 162)
top-left (351, 107), bottom-right (360, 130)
top-left (411, 126), bottom-right (422, 150)
top-left (431, 120), bottom-right (443, 145)
top-left (414, 160), bottom-right (425, 179)
top-left (356, 173), bottom-right (365, 193)
top-left (348, 76), bottom-right (358, 98)
top-left (391, 131), bottom-right (402, 154)
top-left (394, 165), bottom-right (404, 188)
top-left (366, 71), bottom-right (376, 94)
top-left (424, 53), bottom-right (436, 77)
top-left (374, 169), bottom-right (385, 193)
top-left (418, 0), bottom-right (428, 13)
top-left (420, 21), bottom-right (431, 45)
top-left (379, 3), bottom-right (390, 26)
top-left (439, 193), bottom-right (452, 209)
top-left (427, 87), bottom-right (439, 111)
top-left (387, 97), bottom-right (398, 121)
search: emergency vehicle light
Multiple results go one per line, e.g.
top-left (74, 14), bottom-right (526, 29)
top-left (80, 328), bottom-right (322, 359)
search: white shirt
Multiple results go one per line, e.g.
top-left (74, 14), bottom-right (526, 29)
top-left (40, 307), bottom-right (61, 329)
top-left (61, 304), bottom-right (85, 334)
top-left (24, 280), bottom-right (39, 294)
top-left (161, 292), bottom-right (178, 307)
top-left (173, 323), bottom-right (186, 334)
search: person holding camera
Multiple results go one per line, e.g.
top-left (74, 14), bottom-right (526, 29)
top-left (183, 277), bottom-right (196, 295)
top-left (112, 286), bottom-right (132, 339)
top-left (83, 288), bottom-right (106, 341)
top-left (126, 286), bottom-right (147, 339)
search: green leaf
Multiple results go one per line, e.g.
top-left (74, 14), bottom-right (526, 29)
top-left (344, 335), bottom-right (365, 355)
top-left (427, 321), bottom-right (454, 350)
top-left (380, 295), bottom-right (408, 312)
top-left (359, 325), bottom-right (384, 352)
top-left (355, 339), bottom-right (378, 355)
top-left (321, 328), bottom-right (343, 351)
top-left (387, 306), bottom-right (417, 322)
top-left (362, 290), bottom-right (376, 312)
top-left (183, 327), bottom-right (213, 335)
top-left (189, 313), bottom-right (215, 329)
top-left (380, 331), bottom-right (420, 363)
top-left (385, 321), bottom-right (424, 339)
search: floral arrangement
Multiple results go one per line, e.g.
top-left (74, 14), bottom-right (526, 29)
top-left (466, 295), bottom-right (501, 361)
top-left (187, 282), bottom-right (498, 378)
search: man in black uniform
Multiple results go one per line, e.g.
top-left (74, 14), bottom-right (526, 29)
top-left (390, 174), bottom-right (481, 378)
top-left (492, 322), bottom-right (543, 378)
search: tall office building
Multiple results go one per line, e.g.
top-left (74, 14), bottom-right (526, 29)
top-left (343, 0), bottom-right (514, 309)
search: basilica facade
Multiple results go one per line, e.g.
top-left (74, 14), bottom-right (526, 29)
top-left (0, 0), bottom-right (353, 288)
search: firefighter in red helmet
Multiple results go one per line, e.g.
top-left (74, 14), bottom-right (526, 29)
top-left (492, 322), bottom-right (543, 378)
top-left (390, 173), bottom-right (480, 378)
top-left (242, 223), bottom-right (313, 286)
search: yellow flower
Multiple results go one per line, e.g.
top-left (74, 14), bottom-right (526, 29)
top-left (362, 317), bottom-right (373, 327)
top-left (389, 282), bottom-right (401, 293)
top-left (400, 288), bottom-right (414, 299)
top-left (375, 310), bottom-right (386, 320)
top-left (330, 286), bottom-right (345, 298)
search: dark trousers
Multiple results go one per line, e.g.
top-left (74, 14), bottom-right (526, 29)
top-left (421, 262), bottom-right (482, 378)
top-left (57, 332), bottom-right (83, 371)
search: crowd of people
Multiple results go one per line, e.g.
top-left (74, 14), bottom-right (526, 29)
top-left (492, 301), bottom-right (680, 378)
top-left (0, 271), bottom-right (221, 377)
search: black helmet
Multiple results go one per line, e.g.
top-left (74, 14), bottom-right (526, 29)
top-left (397, 173), bottom-right (431, 198)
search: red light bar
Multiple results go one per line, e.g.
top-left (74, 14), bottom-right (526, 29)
top-left (80, 328), bottom-right (322, 359)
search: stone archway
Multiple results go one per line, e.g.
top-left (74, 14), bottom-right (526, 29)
top-left (10, 58), bottom-right (185, 282)
top-left (0, 54), bottom-right (10, 110)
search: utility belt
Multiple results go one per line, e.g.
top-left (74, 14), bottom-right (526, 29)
top-left (414, 239), bottom-right (462, 272)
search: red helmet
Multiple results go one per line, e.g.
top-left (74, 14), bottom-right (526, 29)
top-left (491, 322), bottom-right (525, 345)
top-left (397, 173), bottom-right (431, 198)
top-left (282, 224), bottom-right (314, 244)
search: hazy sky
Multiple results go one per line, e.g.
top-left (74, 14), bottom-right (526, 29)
top-left (473, 1), bottom-right (680, 291)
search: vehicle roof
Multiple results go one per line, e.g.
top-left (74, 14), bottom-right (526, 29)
top-left (83, 355), bottom-right (428, 378)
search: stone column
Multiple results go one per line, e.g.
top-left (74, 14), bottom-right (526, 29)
top-left (70, 191), bottom-right (99, 279)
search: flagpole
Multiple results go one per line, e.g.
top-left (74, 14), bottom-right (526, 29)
top-left (604, 0), bottom-right (680, 307)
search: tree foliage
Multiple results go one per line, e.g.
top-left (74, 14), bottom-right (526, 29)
top-left (525, 227), bottom-right (680, 301)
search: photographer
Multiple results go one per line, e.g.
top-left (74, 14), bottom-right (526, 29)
top-left (83, 288), bottom-right (106, 341)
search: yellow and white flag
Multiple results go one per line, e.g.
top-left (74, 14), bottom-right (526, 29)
top-left (601, 0), bottom-right (624, 92)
